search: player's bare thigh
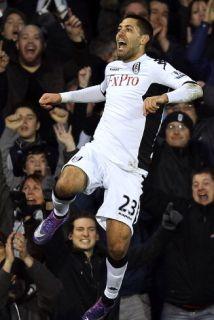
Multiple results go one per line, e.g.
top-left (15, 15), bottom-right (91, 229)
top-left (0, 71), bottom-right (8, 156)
top-left (56, 165), bottom-right (88, 197)
top-left (106, 219), bottom-right (132, 260)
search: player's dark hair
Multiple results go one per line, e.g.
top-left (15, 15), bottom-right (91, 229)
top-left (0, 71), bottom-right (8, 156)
top-left (123, 14), bottom-right (153, 44)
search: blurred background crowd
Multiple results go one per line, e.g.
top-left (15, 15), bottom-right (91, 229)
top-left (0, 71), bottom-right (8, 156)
top-left (0, 0), bottom-right (214, 319)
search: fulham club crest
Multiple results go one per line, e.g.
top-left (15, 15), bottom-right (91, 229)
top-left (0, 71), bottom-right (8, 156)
top-left (132, 62), bottom-right (141, 74)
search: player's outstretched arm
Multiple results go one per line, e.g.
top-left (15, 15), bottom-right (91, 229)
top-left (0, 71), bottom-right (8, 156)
top-left (39, 93), bottom-right (62, 110)
top-left (39, 85), bottom-right (106, 110)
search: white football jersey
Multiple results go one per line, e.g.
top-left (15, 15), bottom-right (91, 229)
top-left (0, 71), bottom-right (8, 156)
top-left (93, 54), bottom-right (193, 171)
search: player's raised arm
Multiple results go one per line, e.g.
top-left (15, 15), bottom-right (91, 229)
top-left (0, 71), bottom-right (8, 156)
top-left (39, 85), bottom-right (106, 110)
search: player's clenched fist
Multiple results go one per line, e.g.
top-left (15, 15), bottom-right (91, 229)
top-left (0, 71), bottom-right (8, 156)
top-left (143, 94), bottom-right (168, 116)
top-left (39, 93), bottom-right (62, 109)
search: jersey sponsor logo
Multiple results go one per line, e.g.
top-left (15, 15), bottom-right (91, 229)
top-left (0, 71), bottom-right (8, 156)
top-left (107, 74), bottom-right (139, 86)
top-left (132, 62), bottom-right (141, 74)
top-left (173, 70), bottom-right (186, 79)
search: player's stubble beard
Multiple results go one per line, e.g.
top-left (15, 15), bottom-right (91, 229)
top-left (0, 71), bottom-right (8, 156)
top-left (117, 47), bottom-right (134, 62)
top-left (117, 41), bottom-right (143, 62)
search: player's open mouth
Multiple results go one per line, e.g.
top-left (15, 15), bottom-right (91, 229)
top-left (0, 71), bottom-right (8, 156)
top-left (118, 40), bottom-right (127, 48)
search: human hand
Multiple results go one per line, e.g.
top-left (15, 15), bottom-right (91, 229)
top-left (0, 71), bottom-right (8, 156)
top-left (0, 40), bottom-right (9, 73)
top-left (5, 113), bottom-right (24, 131)
top-left (86, 102), bottom-right (95, 116)
top-left (143, 94), bottom-right (168, 116)
top-left (13, 232), bottom-right (28, 260)
top-left (156, 17), bottom-right (170, 52)
top-left (49, 107), bottom-right (69, 124)
top-left (187, 26), bottom-right (192, 44)
top-left (64, 8), bottom-right (85, 42)
top-left (178, 0), bottom-right (192, 7)
top-left (157, 17), bottom-right (168, 40)
top-left (78, 66), bottom-right (92, 88)
top-left (197, 80), bottom-right (205, 88)
top-left (204, 0), bottom-right (214, 23)
top-left (13, 232), bottom-right (33, 267)
top-left (162, 202), bottom-right (183, 231)
top-left (39, 93), bottom-right (62, 110)
top-left (5, 232), bottom-right (15, 264)
top-left (53, 123), bottom-right (76, 151)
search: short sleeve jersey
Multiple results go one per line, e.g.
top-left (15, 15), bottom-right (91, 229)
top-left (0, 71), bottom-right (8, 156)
top-left (93, 54), bottom-right (194, 171)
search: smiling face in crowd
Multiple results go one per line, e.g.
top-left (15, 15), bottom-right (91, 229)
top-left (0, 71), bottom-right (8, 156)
top-left (69, 217), bottom-right (99, 258)
top-left (192, 172), bottom-right (214, 206)
top-left (22, 176), bottom-right (44, 206)
top-left (17, 25), bottom-right (44, 66)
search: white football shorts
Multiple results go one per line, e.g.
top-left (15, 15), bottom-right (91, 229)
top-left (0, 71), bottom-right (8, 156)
top-left (63, 143), bottom-right (147, 233)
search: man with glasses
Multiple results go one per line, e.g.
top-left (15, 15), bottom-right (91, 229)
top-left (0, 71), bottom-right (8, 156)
top-left (142, 111), bottom-right (194, 225)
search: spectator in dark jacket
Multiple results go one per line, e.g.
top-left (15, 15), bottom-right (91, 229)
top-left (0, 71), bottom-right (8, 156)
top-left (161, 166), bottom-right (214, 319)
top-left (0, 231), bottom-right (61, 320)
top-left (0, 23), bottom-right (65, 144)
top-left (142, 111), bottom-right (194, 227)
top-left (54, 210), bottom-right (181, 320)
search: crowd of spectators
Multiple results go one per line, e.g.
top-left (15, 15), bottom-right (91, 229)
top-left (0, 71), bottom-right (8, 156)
top-left (0, 0), bottom-right (213, 319)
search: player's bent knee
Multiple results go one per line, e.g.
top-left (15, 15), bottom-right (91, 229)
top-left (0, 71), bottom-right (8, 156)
top-left (56, 166), bottom-right (87, 197)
